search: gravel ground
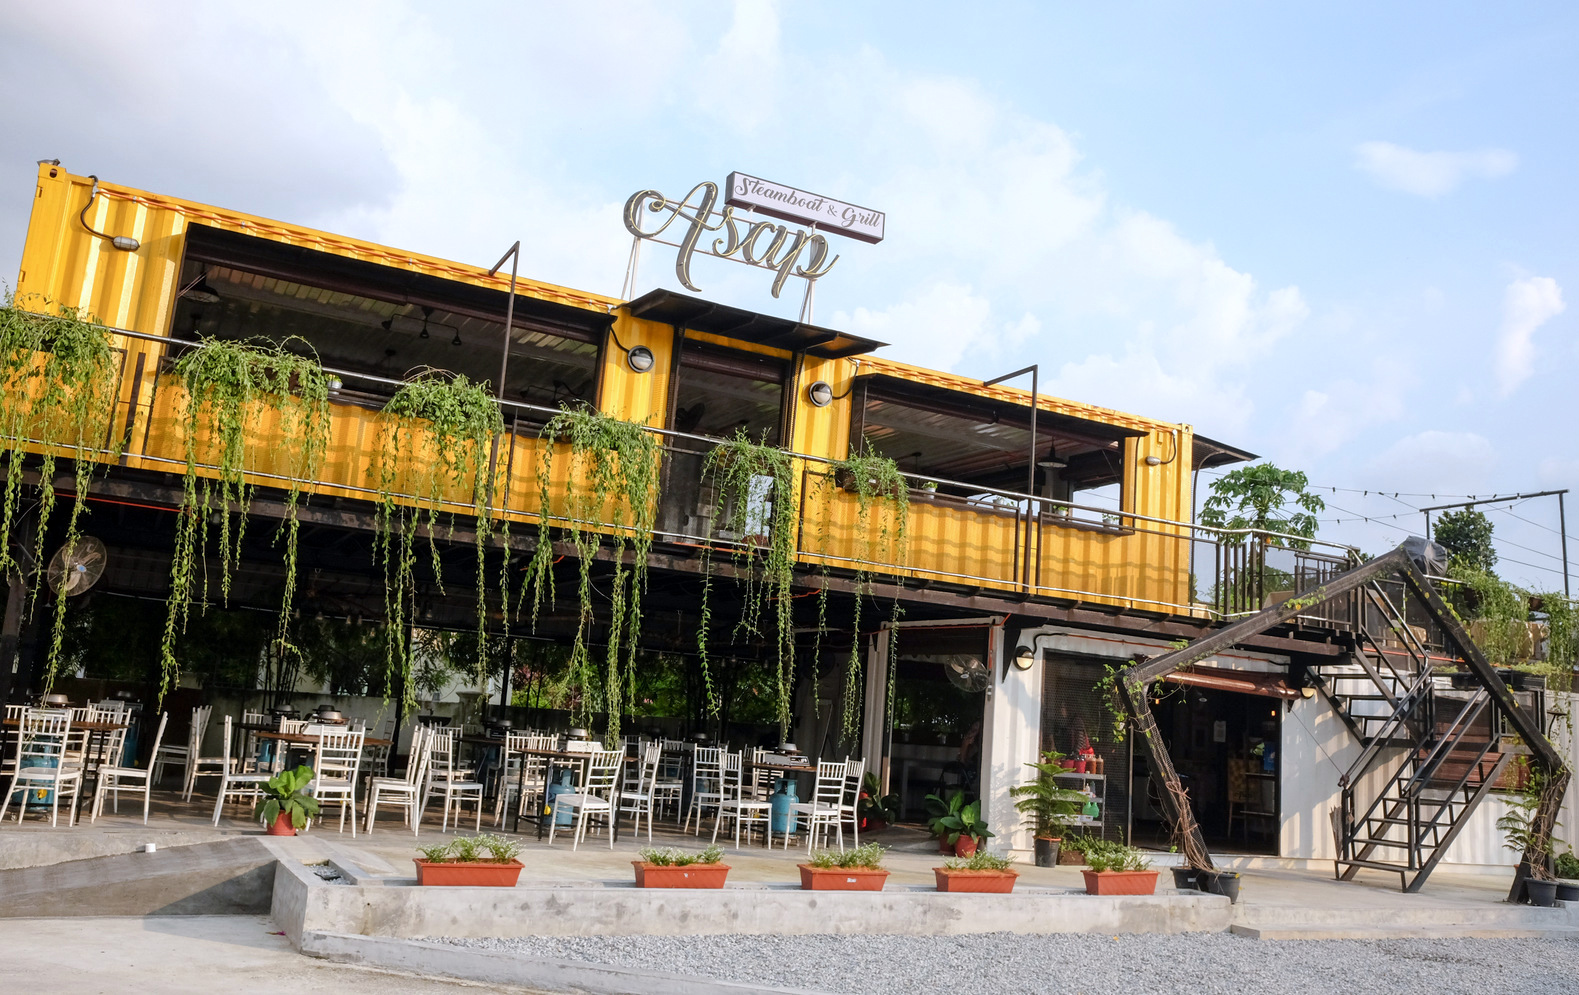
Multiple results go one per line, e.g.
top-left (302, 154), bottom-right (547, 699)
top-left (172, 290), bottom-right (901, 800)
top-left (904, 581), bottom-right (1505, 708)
top-left (431, 932), bottom-right (1579, 994)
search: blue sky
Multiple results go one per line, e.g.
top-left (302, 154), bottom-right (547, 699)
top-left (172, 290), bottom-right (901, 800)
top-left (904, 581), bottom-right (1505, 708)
top-left (1, 1), bottom-right (1574, 590)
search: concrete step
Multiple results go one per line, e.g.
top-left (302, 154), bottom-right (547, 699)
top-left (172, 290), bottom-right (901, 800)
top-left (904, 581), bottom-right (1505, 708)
top-left (0, 836), bottom-right (276, 916)
top-left (1231, 922), bottom-right (1579, 940)
top-left (1233, 901), bottom-right (1573, 928)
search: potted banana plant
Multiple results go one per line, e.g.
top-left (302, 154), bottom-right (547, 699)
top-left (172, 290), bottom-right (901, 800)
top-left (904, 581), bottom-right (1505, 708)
top-left (254, 765), bottom-right (319, 836)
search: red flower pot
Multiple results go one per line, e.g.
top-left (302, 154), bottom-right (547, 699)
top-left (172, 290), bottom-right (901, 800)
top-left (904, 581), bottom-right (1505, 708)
top-left (934, 868), bottom-right (1019, 893)
top-left (631, 862), bottom-right (731, 889)
top-left (938, 838), bottom-right (957, 856)
top-left (414, 859), bottom-right (525, 887)
top-left (1059, 759), bottom-right (1076, 769)
top-left (953, 836), bottom-right (979, 858)
top-left (266, 812), bottom-right (297, 836)
top-left (1081, 869), bottom-right (1160, 896)
top-left (798, 865), bottom-right (890, 891)
top-left (1073, 759), bottom-right (1087, 774)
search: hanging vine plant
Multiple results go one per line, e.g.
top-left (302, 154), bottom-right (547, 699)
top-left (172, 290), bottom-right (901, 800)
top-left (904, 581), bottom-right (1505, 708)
top-left (694, 432), bottom-right (800, 737)
top-left (373, 371), bottom-right (505, 710)
top-left (823, 451), bottom-right (910, 741)
top-left (524, 406), bottom-right (659, 743)
top-left (159, 336), bottom-right (332, 695)
top-left (0, 297), bottom-right (124, 686)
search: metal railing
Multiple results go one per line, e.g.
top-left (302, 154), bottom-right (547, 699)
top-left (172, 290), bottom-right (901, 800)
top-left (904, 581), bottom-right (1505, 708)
top-left (11, 322), bottom-right (1363, 622)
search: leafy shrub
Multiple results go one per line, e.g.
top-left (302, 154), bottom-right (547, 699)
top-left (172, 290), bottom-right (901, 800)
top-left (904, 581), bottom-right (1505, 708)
top-left (943, 850), bottom-right (1015, 872)
top-left (1082, 839), bottom-right (1151, 872)
top-left (638, 845), bottom-right (725, 866)
top-left (807, 843), bottom-right (887, 870)
top-left (415, 834), bottom-right (523, 864)
top-left (1557, 851), bottom-right (1579, 880)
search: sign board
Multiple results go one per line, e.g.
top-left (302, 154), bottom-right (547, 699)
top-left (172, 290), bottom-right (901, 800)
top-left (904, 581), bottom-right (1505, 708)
top-left (725, 172), bottom-right (886, 244)
top-left (625, 181), bottom-right (849, 299)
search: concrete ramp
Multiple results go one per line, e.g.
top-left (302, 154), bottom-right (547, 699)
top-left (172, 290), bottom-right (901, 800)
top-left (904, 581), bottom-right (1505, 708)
top-left (0, 836), bottom-right (275, 916)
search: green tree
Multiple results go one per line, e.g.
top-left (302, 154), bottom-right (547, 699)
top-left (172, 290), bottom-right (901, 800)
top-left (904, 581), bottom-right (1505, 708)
top-left (1198, 463), bottom-right (1325, 549)
top-left (1434, 509), bottom-right (1497, 571)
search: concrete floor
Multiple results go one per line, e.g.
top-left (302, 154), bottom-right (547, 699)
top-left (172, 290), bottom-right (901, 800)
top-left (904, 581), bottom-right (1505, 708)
top-left (0, 915), bottom-right (551, 994)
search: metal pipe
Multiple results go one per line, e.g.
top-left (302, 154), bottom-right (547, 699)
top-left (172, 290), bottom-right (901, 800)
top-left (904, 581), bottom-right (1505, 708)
top-left (1560, 491), bottom-right (1570, 599)
top-left (488, 241), bottom-right (521, 402)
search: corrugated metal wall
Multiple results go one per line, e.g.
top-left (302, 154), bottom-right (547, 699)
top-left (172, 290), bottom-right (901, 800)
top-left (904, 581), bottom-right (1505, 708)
top-left (12, 164), bottom-right (1201, 614)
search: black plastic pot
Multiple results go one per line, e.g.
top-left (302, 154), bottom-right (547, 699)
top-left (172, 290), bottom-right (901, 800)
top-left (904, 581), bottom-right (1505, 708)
top-left (1197, 869), bottom-right (1242, 903)
top-left (1034, 837), bottom-right (1061, 868)
top-left (1526, 879), bottom-right (1560, 907)
top-left (1555, 881), bottom-right (1579, 903)
top-left (1171, 867), bottom-right (1199, 891)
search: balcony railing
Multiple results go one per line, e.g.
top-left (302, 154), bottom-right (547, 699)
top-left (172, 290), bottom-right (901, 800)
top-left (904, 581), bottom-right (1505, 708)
top-left (11, 322), bottom-right (1363, 623)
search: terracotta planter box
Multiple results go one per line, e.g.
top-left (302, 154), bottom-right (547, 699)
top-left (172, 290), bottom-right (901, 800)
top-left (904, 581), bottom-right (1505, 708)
top-left (632, 861), bottom-right (731, 889)
top-left (414, 859), bottom-right (525, 887)
top-left (934, 868), bottom-right (1019, 893)
top-left (1081, 869), bottom-right (1159, 896)
top-left (798, 865), bottom-right (890, 891)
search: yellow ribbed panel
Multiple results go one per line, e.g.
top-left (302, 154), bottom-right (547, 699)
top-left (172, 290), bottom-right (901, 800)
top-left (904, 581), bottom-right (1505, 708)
top-left (12, 164), bottom-right (1206, 616)
top-left (598, 313), bottom-right (673, 427)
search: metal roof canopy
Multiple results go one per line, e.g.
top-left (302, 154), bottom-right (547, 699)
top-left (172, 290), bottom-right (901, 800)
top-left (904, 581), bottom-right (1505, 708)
top-left (625, 288), bottom-right (885, 358)
top-left (183, 225), bottom-right (613, 341)
top-left (856, 372), bottom-right (1146, 448)
top-left (1191, 433), bottom-right (1258, 472)
top-left (1162, 667), bottom-right (1303, 701)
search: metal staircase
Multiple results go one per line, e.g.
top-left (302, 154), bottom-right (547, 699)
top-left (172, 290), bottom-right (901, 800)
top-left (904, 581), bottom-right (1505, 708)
top-left (1315, 575), bottom-right (1513, 891)
top-left (1114, 546), bottom-right (1568, 900)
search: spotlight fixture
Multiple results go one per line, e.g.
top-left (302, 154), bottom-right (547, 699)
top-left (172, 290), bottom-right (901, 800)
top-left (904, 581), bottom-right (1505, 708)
top-left (452, 329), bottom-right (463, 347)
top-left (79, 175), bottom-right (141, 251)
top-left (1013, 645), bottom-right (1036, 670)
top-left (1145, 455), bottom-right (1163, 466)
top-left (807, 380), bottom-right (833, 407)
top-left (419, 306), bottom-right (432, 339)
top-left (626, 345), bottom-right (655, 373)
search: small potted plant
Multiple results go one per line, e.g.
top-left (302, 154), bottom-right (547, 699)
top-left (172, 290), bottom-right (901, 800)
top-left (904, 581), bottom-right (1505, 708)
top-left (1011, 751), bottom-right (1088, 867)
top-left (935, 849), bottom-right (1019, 893)
top-left (1555, 851), bottom-right (1579, 902)
top-left (857, 772), bottom-right (899, 832)
top-left (939, 799), bottom-right (993, 858)
top-left (1058, 832), bottom-right (1095, 866)
top-left (925, 790), bottom-right (965, 855)
top-left (632, 845), bottom-right (730, 889)
top-left (1080, 840), bottom-right (1159, 896)
top-left (799, 843), bottom-right (889, 891)
top-left (414, 834), bottom-right (525, 887)
top-left (1497, 759), bottom-right (1560, 906)
top-left (253, 765), bottom-right (319, 836)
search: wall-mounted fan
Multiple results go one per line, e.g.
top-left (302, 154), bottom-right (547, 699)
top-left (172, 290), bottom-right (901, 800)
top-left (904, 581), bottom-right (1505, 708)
top-left (943, 654), bottom-right (991, 693)
top-left (47, 536), bottom-right (107, 596)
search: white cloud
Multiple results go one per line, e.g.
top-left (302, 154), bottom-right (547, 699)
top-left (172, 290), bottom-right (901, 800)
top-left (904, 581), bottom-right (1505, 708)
top-left (1353, 141), bottom-right (1517, 198)
top-left (1494, 276), bottom-right (1565, 395)
top-left (1364, 430), bottom-right (1497, 493)
top-left (835, 282), bottom-right (1010, 372)
top-left (1286, 360), bottom-right (1408, 458)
